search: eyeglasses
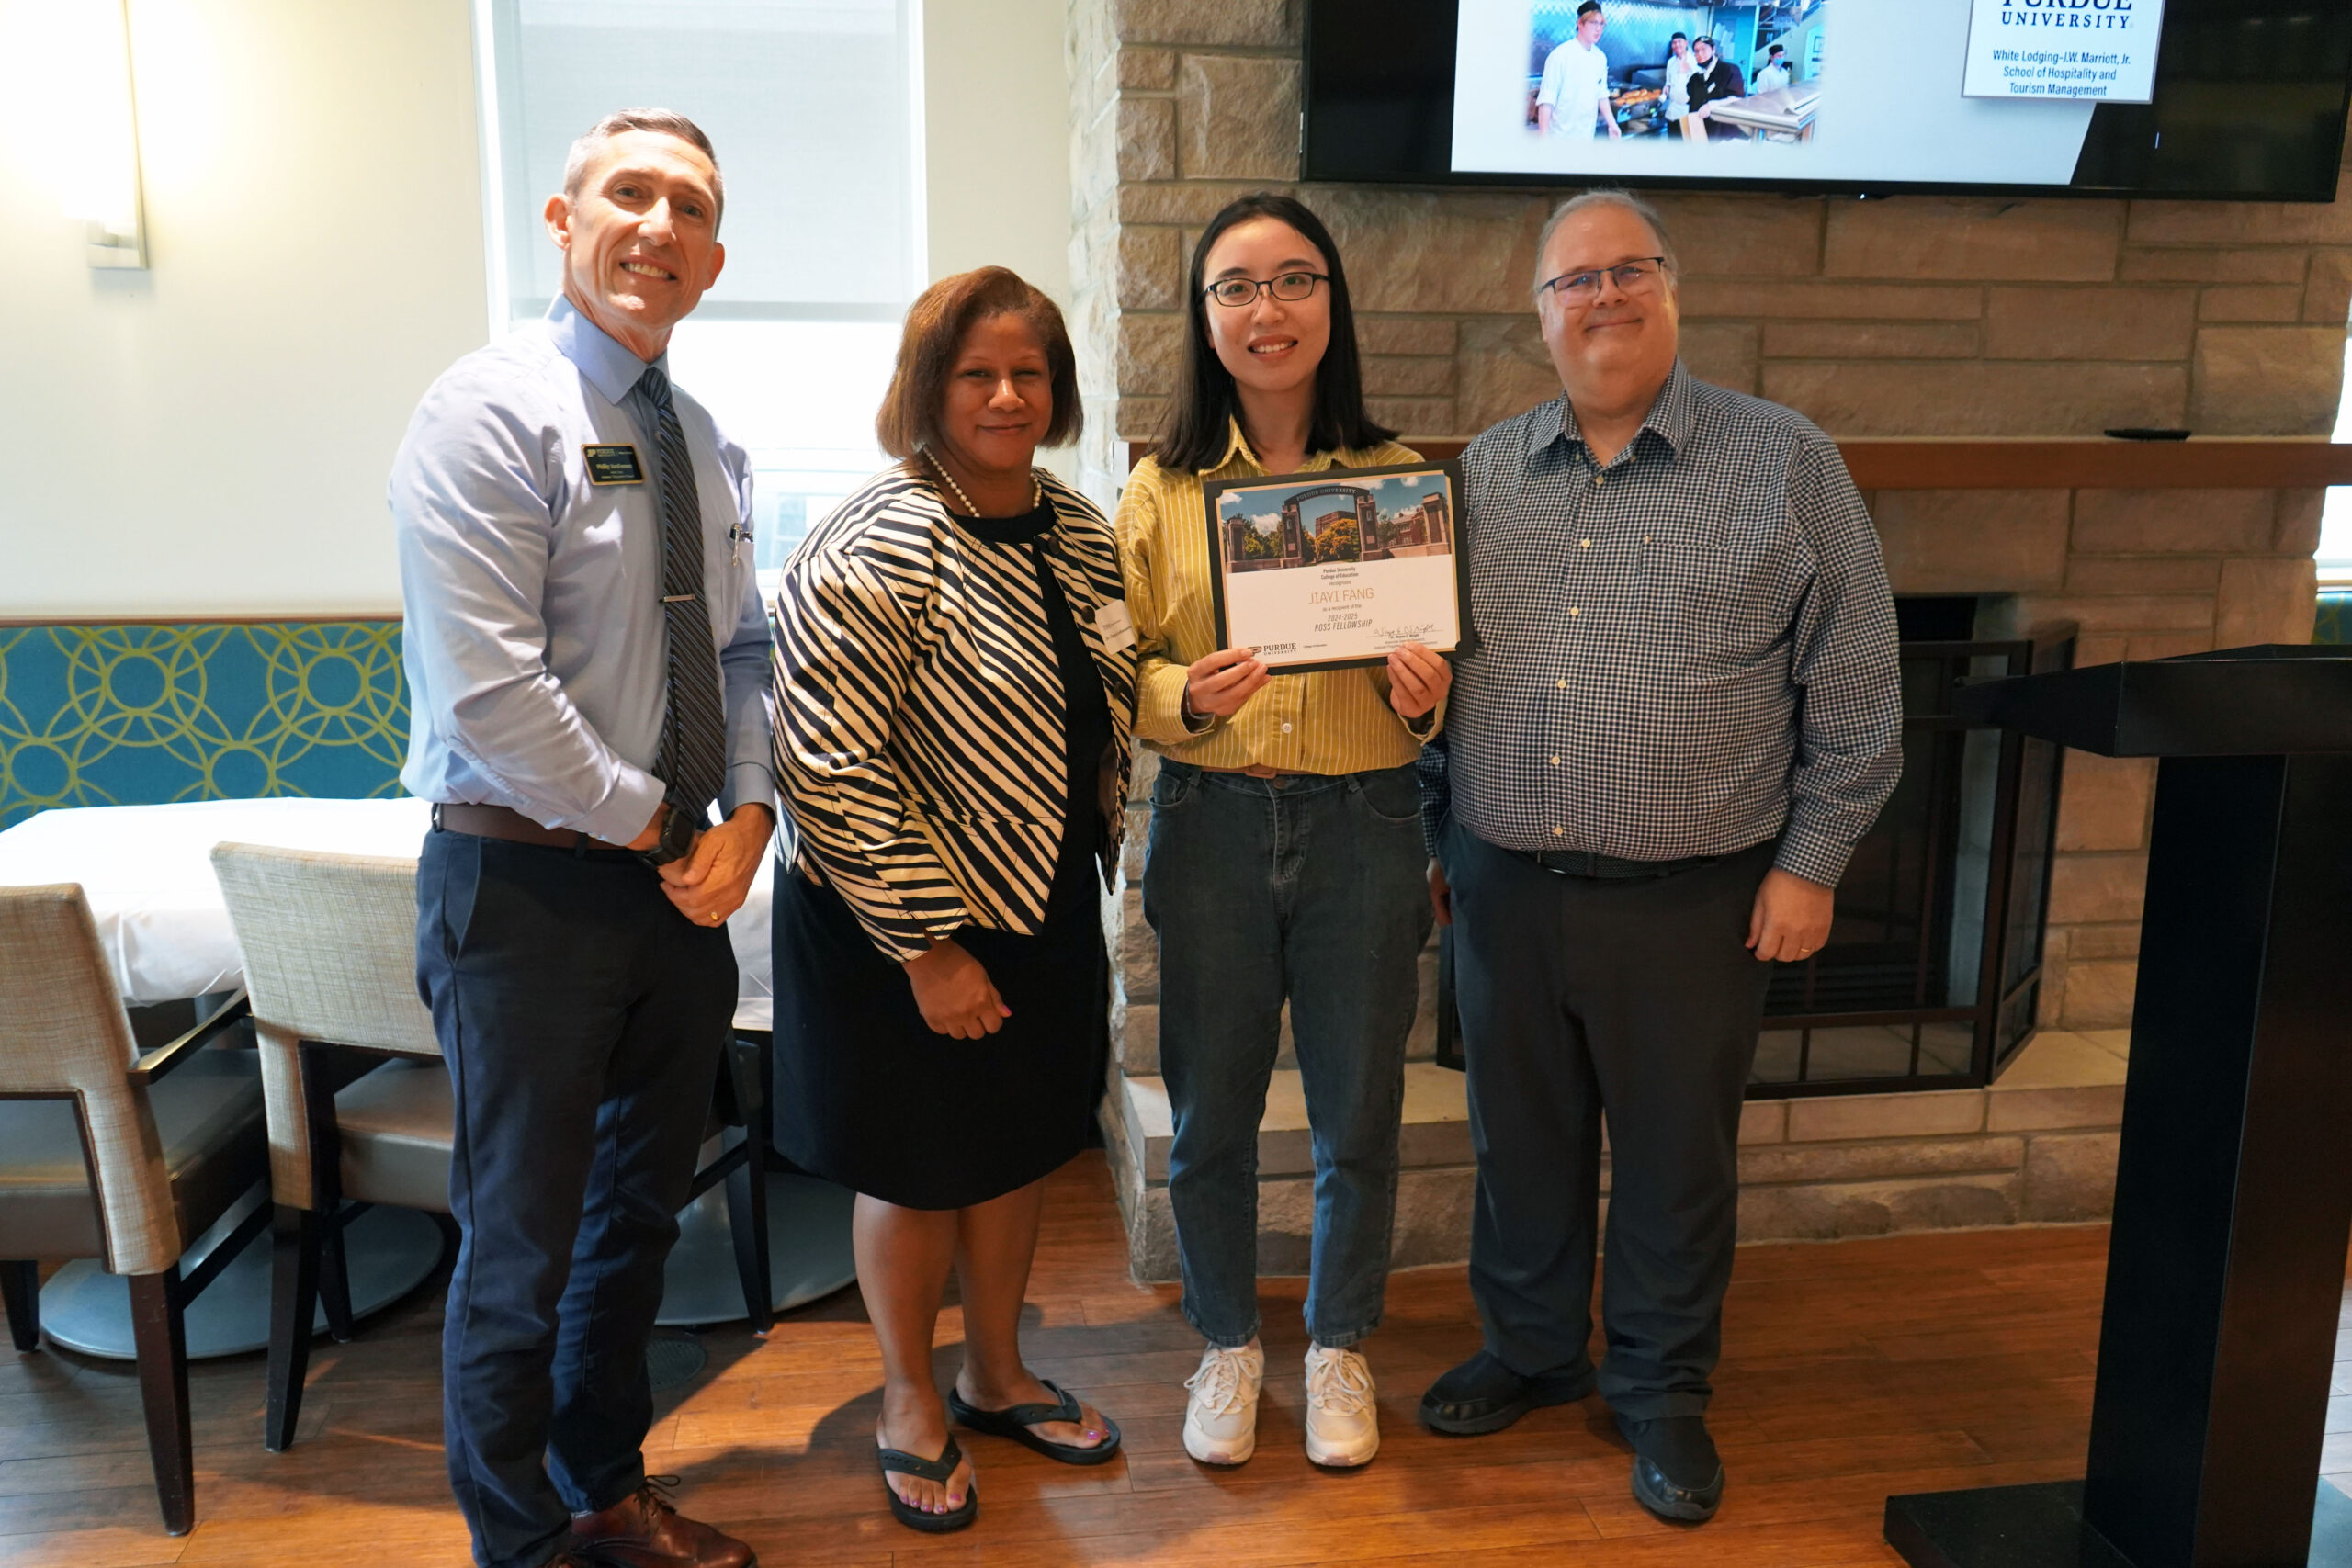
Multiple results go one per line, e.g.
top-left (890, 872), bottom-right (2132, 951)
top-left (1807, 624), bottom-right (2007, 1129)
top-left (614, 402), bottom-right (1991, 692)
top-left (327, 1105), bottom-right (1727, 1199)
top-left (1537, 256), bottom-right (1671, 303)
top-left (1204, 271), bottom-right (1329, 308)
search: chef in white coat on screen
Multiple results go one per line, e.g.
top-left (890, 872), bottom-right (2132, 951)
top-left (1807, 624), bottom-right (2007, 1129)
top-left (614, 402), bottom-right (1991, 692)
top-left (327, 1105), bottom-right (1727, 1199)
top-left (1536, 2), bottom-right (1621, 140)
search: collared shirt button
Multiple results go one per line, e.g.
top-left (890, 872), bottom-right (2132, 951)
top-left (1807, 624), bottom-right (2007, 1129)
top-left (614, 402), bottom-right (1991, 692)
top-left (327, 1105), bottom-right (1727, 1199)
top-left (1567, 606), bottom-right (1580, 616)
top-left (1280, 722), bottom-right (1293, 733)
top-left (1549, 755), bottom-right (1560, 766)
top-left (1555, 678), bottom-right (1566, 689)
top-left (1553, 826), bottom-right (1566, 835)
top-left (1579, 538), bottom-right (1591, 548)
top-left (1591, 474), bottom-right (1604, 487)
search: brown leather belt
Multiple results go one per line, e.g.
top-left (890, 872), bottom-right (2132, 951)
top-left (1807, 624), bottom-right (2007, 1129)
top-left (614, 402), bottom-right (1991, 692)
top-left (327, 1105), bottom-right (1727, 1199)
top-left (433, 802), bottom-right (634, 853)
top-left (1199, 763), bottom-right (1312, 781)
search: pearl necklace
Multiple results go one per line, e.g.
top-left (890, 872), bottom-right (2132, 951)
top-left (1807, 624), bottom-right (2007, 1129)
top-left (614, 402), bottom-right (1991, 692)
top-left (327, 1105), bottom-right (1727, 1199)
top-left (925, 448), bottom-right (1042, 517)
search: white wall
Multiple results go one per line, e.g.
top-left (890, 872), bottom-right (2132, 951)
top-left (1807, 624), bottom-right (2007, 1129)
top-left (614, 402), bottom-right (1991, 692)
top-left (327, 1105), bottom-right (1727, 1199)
top-left (922, 0), bottom-right (1078, 484)
top-left (922, 0), bottom-right (1071, 307)
top-left (0, 0), bottom-right (488, 618)
top-left (0, 0), bottom-right (1076, 619)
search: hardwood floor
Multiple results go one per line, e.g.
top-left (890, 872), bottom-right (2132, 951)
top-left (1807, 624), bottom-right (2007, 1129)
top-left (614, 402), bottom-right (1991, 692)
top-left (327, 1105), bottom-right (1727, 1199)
top-left (6, 1153), bottom-right (2349, 1567)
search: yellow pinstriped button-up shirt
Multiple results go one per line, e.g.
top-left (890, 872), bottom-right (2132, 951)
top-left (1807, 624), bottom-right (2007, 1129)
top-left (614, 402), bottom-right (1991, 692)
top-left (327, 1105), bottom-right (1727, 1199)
top-left (1115, 422), bottom-right (1440, 775)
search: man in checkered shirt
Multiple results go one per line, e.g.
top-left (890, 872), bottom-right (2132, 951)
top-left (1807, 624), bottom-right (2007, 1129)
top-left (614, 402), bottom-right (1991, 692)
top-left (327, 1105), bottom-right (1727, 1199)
top-left (1415, 191), bottom-right (1902, 1523)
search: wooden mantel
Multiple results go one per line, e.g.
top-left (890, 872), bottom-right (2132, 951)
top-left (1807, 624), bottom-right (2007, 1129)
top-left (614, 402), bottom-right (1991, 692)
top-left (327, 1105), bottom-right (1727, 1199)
top-left (1125, 437), bottom-right (2352, 490)
top-left (1828, 438), bottom-right (2352, 490)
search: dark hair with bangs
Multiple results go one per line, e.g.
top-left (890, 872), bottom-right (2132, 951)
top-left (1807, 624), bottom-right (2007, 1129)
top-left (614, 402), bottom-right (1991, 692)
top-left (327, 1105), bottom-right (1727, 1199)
top-left (1154, 193), bottom-right (1394, 474)
top-left (875, 267), bottom-right (1082, 459)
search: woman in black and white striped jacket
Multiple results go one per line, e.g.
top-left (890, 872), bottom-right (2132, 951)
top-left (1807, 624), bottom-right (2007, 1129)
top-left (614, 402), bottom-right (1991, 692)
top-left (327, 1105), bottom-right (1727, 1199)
top-left (768, 267), bottom-right (1136, 1533)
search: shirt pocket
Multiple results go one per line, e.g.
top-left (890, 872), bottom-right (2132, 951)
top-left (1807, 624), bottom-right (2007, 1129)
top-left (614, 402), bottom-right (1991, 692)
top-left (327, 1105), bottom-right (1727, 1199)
top-left (1636, 516), bottom-right (1789, 660)
top-left (722, 521), bottom-right (756, 630)
top-left (925, 796), bottom-right (1057, 835)
top-left (1636, 513), bottom-right (1733, 612)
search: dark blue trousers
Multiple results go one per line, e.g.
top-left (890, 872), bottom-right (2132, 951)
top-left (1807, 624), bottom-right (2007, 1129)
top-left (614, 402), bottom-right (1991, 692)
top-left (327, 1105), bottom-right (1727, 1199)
top-left (416, 828), bottom-right (734, 1568)
top-left (1442, 819), bottom-right (1774, 1421)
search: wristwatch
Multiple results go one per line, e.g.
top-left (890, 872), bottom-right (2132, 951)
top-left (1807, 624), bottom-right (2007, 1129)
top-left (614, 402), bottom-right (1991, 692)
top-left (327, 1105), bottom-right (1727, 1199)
top-left (637, 802), bottom-right (699, 868)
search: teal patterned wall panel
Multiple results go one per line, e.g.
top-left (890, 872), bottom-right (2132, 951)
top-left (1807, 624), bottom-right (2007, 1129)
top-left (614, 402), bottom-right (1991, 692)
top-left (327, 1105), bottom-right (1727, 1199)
top-left (0, 621), bottom-right (408, 829)
top-left (2318, 592), bottom-right (2350, 646)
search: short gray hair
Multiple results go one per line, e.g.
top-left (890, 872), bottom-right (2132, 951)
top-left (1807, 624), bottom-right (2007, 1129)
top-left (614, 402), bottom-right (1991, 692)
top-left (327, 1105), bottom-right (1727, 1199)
top-left (1533, 190), bottom-right (1678, 297)
top-left (562, 108), bottom-right (725, 231)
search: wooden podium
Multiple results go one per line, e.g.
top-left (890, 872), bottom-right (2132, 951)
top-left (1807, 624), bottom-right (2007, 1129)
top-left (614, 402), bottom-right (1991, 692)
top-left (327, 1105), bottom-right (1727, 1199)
top-left (1885, 646), bottom-right (2352, 1568)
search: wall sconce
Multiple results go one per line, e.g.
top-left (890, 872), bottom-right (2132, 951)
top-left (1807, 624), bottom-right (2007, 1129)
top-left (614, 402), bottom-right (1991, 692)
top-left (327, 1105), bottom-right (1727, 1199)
top-left (57, 0), bottom-right (149, 269)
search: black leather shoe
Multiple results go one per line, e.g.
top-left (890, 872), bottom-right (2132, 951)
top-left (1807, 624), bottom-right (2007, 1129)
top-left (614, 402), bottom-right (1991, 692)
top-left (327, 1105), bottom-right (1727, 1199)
top-left (1419, 1349), bottom-right (1595, 1435)
top-left (1618, 1413), bottom-right (1724, 1523)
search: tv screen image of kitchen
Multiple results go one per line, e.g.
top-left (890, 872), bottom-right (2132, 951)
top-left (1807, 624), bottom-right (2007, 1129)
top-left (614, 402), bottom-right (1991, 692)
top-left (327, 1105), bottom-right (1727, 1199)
top-left (1521, 0), bottom-right (1824, 150)
top-left (1317, 0), bottom-right (2352, 197)
top-left (1446, 0), bottom-right (2173, 188)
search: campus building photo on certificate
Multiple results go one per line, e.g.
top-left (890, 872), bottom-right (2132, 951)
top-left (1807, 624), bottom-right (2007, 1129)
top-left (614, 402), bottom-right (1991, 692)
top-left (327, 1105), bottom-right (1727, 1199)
top-left (1203, 464), bottom-right (1469, 673)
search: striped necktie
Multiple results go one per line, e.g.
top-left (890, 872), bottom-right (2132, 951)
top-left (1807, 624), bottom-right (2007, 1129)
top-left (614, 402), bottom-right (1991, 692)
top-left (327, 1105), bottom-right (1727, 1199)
top-left (635, 365), bottom-right (728, 821)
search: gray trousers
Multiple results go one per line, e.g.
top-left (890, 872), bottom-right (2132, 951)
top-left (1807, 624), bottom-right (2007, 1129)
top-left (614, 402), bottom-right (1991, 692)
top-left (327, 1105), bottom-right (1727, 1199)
top-left (1442, 818), bottom-right (1775, 1421)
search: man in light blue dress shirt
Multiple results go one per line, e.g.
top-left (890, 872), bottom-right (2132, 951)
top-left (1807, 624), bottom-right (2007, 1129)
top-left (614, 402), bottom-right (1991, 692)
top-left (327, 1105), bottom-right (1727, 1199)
top-left (391, 109), bottom-right (767, 1568)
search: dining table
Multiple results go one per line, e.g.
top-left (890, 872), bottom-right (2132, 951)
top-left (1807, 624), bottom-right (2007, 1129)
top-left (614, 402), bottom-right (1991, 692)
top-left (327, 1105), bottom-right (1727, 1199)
top-left (0, 796), bottom-right (853, 1359)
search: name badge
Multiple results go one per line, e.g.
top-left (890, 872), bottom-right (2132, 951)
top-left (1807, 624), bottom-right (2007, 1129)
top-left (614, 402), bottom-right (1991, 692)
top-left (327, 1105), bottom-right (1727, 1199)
top-left (1095, 599), bottom-right (1136, 655)
top-left (582, 444), bottom-right (645, 486)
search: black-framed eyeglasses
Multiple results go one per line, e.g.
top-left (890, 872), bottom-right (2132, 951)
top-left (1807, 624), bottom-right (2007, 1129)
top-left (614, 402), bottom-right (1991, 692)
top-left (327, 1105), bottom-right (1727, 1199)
top-left (1204, 271), bottom-right (1329, 308)
top-left (1537, 256), bottom-right (1670, 302)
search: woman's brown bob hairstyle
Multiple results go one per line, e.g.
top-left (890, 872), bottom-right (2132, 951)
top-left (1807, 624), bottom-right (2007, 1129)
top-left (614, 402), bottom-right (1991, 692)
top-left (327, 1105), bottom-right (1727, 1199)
top-left (875, 267), bottom-right (1082, 459)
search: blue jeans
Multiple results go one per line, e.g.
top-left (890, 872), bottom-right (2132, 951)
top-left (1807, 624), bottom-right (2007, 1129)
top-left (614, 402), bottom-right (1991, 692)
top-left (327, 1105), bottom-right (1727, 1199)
top-left (1143, 760), bottom-right (1433, 1349)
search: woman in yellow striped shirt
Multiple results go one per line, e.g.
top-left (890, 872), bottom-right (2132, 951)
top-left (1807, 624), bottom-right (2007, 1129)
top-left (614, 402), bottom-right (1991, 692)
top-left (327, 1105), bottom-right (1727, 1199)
top-left (1117, 193), bottom-right (1449, 1473)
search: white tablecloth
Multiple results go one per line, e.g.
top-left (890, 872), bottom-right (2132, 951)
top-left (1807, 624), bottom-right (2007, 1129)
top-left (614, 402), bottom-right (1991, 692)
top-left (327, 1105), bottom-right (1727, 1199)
top-left (0, 798), bottom-right (775, 1031)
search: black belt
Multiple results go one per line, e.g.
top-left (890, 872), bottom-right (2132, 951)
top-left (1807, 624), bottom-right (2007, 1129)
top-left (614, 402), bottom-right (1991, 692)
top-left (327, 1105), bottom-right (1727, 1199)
top-left (1515, 846), bottom-right (1721, 880)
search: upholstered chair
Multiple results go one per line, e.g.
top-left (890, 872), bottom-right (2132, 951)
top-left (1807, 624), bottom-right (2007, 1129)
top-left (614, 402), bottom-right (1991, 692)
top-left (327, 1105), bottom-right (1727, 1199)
top-left (209, 842), bottom-right (773, 1454)
top-left (0, 884), bottom-right (266, 1536)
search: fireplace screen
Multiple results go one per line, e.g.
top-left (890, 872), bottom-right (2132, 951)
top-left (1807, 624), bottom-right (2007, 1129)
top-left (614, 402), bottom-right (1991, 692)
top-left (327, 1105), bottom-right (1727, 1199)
top-left (1434, 604), bottom-right (2075, 1097)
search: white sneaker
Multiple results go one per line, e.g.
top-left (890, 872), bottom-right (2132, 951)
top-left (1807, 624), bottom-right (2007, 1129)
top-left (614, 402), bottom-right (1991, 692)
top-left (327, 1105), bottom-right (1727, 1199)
top-left (1303, 1343), bottom-right (1379, 1467)
top-left (1182, 1340), bottom-right (1265, 1465)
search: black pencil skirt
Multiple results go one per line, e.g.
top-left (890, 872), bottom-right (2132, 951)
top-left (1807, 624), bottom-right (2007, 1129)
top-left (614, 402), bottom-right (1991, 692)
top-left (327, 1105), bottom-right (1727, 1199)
top-left (771, 861), bottom-right (1108, 1211)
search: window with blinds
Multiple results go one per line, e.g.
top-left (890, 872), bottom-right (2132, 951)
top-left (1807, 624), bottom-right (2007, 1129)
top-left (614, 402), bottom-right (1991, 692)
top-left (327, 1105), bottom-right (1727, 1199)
top-left (2325, 333), bottom-right (2352, 591)
top-left (475, 0), bottom-right (922, 583)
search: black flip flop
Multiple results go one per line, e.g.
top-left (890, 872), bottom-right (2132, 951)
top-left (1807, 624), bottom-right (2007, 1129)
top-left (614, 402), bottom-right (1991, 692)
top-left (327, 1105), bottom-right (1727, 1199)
top-left (877, 1435), bottom-right (978, 1532)
top-left (947, 1379), bottom-right (1123, 1465)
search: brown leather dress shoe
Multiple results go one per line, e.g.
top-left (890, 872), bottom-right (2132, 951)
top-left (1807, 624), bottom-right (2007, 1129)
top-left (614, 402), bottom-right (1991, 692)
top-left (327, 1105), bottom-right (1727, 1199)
top-left (570, 1477), bottom-right (755, 1568)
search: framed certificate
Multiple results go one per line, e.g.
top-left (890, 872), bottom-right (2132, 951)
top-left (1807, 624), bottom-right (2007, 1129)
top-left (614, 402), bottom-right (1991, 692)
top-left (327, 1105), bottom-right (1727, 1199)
top-left (1202, 461), bottom-right (1476, 673)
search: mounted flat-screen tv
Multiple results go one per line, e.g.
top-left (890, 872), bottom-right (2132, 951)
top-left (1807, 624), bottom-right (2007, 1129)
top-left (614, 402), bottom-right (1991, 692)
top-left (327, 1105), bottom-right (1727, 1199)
top-left (1304, 0), bottom-right (2352, 200)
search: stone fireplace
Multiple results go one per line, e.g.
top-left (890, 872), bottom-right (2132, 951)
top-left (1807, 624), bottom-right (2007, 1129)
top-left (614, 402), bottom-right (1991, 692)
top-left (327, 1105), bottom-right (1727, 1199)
top-left (1067, 0), bottom-right (2343, 1274)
